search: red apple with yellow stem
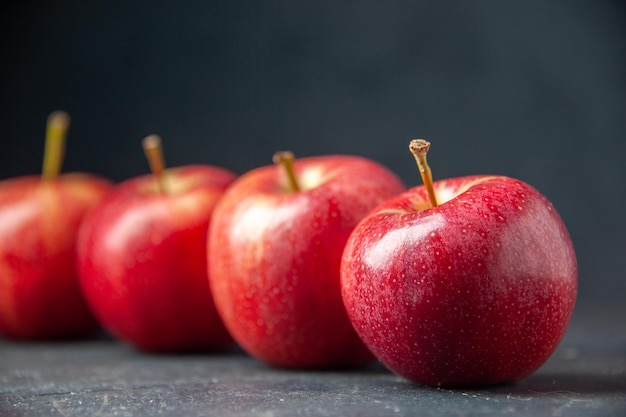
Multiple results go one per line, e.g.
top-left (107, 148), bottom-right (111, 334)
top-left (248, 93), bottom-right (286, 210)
top-left (77, 135), bottom-right (236, 352)
top-left (0, 111), bottom-right (112, 340)
top-left (340, 139), bottom-right (577, 387)
top-left (208, 151), bottom-right (406, 368)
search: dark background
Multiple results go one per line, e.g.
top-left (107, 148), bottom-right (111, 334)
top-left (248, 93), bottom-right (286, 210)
top-left (0, 1), bottom-right (624, 314)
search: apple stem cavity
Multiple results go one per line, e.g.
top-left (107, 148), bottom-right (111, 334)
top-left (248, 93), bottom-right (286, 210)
top-left (41, 111), bottom-right (70, 181)
top-left (273, 151), bottom-right (301, 192)
top-left (142, 135), bottom-right (169, 194)
top-left (409, 139), bottom-right (438, 208)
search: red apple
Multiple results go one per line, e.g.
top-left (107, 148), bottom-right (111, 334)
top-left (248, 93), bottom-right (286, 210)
top-left (0, 111), bottom-right (112, 340)
top-left (340, 140), bottom-right (577, 387)
top-left (77, 136), bottom-right (236, 352)
top-left (208, 151), bottom-right (406, 368)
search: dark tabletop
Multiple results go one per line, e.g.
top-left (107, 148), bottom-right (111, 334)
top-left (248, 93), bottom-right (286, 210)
top-left (1, 308), bottom-right (625, 417)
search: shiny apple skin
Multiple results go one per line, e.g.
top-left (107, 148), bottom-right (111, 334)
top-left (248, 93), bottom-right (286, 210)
top-left (341, 175), bottom-right (577, 387)
top-left (77, 165), bottom-right (236, 353)
top-left (209, 155), bottom-right (406, 369)
top-left (0, 174), bottom-right (113, 340)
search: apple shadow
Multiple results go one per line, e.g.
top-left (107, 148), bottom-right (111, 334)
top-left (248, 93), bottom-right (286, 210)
top-left (524, 373), bottom-right (625, 395)
top-left (472, 372), bottom-right (626, 397)
top-left (134, 342), bottom-right (249, 359)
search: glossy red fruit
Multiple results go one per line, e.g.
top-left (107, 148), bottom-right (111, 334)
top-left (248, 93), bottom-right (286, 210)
top-left (0, 111), bottom-right (113, 340)
top-left (341, 175), bottom-right (577, 387)
top-left (209, 154), bottom-right (406, 369)
top-left (0, 174), bottom-right (112, 339)
top-left (77, 165), bottom-right (236, 352)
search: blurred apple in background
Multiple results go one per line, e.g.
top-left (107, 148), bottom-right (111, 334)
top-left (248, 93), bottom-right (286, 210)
top-left (77, 135), bottom-right (236, 352)
top-left (209, 151), bottom-right (406, 368)
top-left (0, 111), bottom-right (113, 340)
top-left (340, 139), bottom-right (577, 387)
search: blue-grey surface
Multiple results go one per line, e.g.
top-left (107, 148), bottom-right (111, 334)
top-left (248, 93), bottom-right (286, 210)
top-left (1, 309), bottom-right (625, 417)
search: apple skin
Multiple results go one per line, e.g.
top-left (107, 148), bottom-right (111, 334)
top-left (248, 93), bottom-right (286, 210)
top-left (208, 155), bottom-right (406, 369)
top-left (0, 174), bottom-right (113, 340)
top-left (77, 165), bottom-right (236, 353)
top-left (340, 175), bottom-right (577, 388)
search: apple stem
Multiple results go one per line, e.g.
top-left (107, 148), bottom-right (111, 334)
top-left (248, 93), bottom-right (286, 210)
top-left (142, 135), bottom-right (169, 194)
top-left (273, 151), bottom-right (301, 192)
top-left (41, 111), bottom-right (70, 180)
top-left (409, 139), bottom-right (438, 208)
